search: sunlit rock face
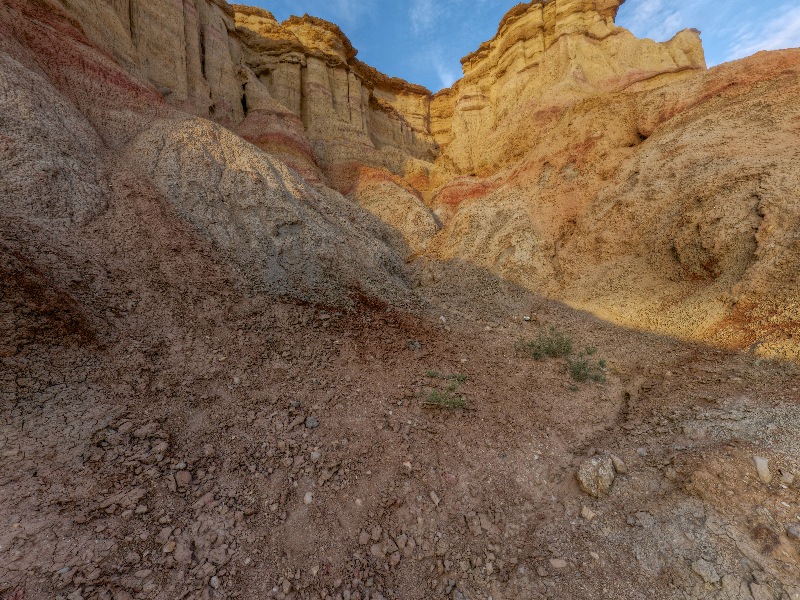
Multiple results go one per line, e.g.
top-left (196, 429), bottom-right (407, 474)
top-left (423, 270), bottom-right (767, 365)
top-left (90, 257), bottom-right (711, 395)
top-left (431, 0), bottom-right (706, 175)
top-left (232, 6), bottom-right (437, 182)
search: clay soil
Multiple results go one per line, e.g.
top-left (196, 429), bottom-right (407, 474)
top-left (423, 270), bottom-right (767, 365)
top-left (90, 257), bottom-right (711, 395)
top-left (3, 272), bottom-right (800, 599)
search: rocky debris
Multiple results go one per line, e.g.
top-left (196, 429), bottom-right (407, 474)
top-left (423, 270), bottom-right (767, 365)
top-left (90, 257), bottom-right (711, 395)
top-left (576, 456), bottom-right (616, 497)
top-left (692, 558), bottom-right (721, 584)
top-left (753, 456), bottom-right (773, 484)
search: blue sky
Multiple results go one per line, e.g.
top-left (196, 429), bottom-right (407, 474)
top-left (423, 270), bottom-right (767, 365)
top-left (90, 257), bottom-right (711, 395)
top-left (256, 0), bottom-right (800, 92)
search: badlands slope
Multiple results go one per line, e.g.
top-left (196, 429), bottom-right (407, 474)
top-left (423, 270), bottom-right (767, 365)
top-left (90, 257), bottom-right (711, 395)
top-left (1, 0), bottom-right (799, 599)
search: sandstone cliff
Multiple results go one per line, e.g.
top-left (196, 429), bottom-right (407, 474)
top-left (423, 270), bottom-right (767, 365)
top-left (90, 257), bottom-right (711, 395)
top-left (3, 2), bottom-right (800, 599)
top-left (2, 0), bottom-right (798, 361)
top-left (431, 0), bottom-right (706, 175)
top-left (412, 1), bottom-right (799, 360)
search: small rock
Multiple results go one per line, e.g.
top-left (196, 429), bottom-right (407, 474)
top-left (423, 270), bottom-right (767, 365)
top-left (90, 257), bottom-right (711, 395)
top-left (610, 454), bottom-right (628, 475)
top-left (163, 541), bottom-right (176, 554)
top-left (753, 456), bottom-right (773, 484)
top-left (692, 558), bottom-right (720, 584)
top-left (124, 552), bottom-right (141, 565)
top-left (786, 524), bottom-right (800, 540)
top-left (779, 470), bottom-right (795, 485)
top-left (590, 552), bottom-right (600, 561)
top-left (310, 451), bottom-right (322, 463)
top-left (406, 340), bottom-right (421, 351)
top-left (303, 492), bottom-right (313, 505)
top-left (156, 526), bottom-right (173, 545)
top-left (305, 416), bottom-right (320, 429)
top-left (175, 471), bottom-right (192, 487)
top-left (359, 531), bottom-right (370, 545)
top-left (549, 559), bottom-right (568, 569)
top-left (210, 576), bottom-right (220, 589)
top-left (750, 583), bottom-right (774, 600)
top-left (576, 456), bottom-right (615, 497)
top-left (581, 506), bottom-right (597, 522)
top-left (430, 491), bottom-right (441, 506)
top-left (134, 569), bottom-right (152, 579)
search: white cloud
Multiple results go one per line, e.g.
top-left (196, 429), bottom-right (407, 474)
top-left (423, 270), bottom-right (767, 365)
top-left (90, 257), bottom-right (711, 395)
top-left (328, 0), bottom-right (376, 29)
top-left (433, 58), bottom-right (458, 88)
top-left (617, 0), bottom-right (696, 42)
top-left (726, 4), bottom-right (800, 60)
top-left (410, 0), bottom-right (443, 35)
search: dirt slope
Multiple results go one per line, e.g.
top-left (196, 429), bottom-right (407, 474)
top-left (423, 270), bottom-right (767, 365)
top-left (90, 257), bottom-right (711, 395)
top-left (1, 0), bottom-right (799, 599)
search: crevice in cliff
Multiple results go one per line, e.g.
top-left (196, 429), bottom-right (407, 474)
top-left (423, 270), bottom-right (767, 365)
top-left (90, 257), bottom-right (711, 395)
top-left (128, 0), bottom-right (136, 44)
top-left (199, 24), bottom-right (207, 79)
top-left (300, 65), bottom-right (309, 129)
top-left (241, 83), bottom-right (248, 116)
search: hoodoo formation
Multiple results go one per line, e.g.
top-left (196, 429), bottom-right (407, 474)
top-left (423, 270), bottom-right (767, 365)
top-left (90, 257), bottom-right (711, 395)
top-left (1, 0), bottom-right (799, 598)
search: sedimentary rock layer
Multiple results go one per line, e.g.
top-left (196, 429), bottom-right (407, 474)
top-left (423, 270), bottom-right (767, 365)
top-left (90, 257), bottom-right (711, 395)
top-left (4, 0), bottom-right (798, 358)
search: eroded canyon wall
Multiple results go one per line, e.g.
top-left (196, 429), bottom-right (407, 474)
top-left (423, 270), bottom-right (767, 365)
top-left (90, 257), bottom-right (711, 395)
top-left (8, 0), bottom-right (798, 358)
top-left (431, 0), bottom-right (706, 176)
top-left (51, 0), bottom-right (438, 188)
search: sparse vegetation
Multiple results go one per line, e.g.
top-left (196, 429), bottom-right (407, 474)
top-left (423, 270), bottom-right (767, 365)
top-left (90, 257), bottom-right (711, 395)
top-left (567, 352), bottom-right (607, 383)
top-left (518, 330), bottom-right (607, 385)
top-left (516, 327), bottom-right (573, 360)
top-left (423, 389), bottom-right (466, 410)
top-left (423, 371), bottom-right (469, 409)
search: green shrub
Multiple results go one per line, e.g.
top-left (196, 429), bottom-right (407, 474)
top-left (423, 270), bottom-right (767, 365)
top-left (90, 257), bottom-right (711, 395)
top-left (567, 354), bottom-right (607, 383)
top-left (517, 328), bottom-right (573, 360)
top-left (424, 389), bottom-right (466, 410)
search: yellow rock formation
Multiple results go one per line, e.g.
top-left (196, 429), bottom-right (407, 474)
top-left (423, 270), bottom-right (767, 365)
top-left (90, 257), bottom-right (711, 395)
top-left (41, 0), bottom-right (799, 359)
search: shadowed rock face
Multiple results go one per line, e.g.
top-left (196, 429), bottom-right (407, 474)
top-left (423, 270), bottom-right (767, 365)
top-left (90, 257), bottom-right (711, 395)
top-left (4, 0), bottom-right (799, 360)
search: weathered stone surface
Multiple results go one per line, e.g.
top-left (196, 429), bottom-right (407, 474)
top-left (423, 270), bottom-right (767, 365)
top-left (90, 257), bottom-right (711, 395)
top-left (56, 0), bottom-right (244, 125)
top-left (232, 7), bottom-right (437, 182)
top-left (124, 116), bottom-right (413, 304)
top-left (753, 456), bottom-right (773, 484)
top-left (431, 0), bottom-right (705, 175)
top-left (576, 456), bottom-right (615, 497)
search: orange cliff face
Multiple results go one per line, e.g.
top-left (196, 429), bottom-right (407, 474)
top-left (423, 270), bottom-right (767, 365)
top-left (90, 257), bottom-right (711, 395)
top-left (431, 0), bottom-right (706, 177)
top-left (232, 6), bottom-right (438, 182)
